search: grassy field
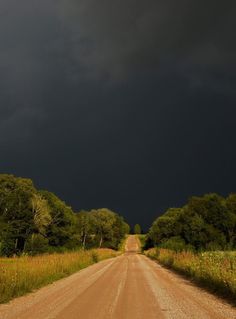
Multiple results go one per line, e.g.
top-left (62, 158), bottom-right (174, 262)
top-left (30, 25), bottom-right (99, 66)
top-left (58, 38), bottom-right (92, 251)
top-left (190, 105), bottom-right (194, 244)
top-left (145, 248), bottom-right (236, 301)
top-left (0, 249), bottom-right (119, 304)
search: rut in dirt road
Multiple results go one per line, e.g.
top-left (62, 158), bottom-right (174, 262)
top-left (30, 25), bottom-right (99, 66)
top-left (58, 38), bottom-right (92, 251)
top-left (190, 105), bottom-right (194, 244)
top-left (0, 236), bottom-right (235, 319)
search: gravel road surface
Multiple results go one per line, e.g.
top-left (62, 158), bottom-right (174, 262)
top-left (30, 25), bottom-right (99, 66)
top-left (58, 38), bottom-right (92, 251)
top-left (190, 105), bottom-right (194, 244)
top-left (0, 235), bottom-right (235, 319)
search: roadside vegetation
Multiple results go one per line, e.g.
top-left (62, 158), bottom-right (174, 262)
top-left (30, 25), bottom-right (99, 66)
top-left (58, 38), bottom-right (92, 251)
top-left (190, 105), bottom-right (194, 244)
top-left (145, 248), bottom-right (236, 301)
top-left (147, 193), bottom-right (236, 251)
top-left (0, 174), bottom-right (129, 303)
top-left (0, 248), bottom-right (119, 303)
top-left (118, 234), bottom-right (129, 252)
top-left (145, 193), bottom-right (236, 301)
top-left (137, 234), bottom-right (146, 252)
top-left (133, 224), bottom-right (141, 234)
top-left (0, 174), bottom-right (130, 256)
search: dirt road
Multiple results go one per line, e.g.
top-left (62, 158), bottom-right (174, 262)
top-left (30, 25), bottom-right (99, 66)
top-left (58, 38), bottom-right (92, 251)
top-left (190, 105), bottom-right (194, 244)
top-left (0, 235), bottom-right (235, 319)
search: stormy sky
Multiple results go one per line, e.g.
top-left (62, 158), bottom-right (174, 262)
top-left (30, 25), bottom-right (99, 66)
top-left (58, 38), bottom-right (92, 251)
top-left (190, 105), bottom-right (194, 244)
top-left (1, 0), bottom-right (236, 229)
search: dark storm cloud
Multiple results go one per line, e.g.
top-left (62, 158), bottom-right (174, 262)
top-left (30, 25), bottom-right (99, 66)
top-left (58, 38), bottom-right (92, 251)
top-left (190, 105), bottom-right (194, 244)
top-left (60, 0), bottom-right (236, 78)
top-left (0, 0), bottom-right (236, 229)
top-left (0, 0), bottom-right (60, 139)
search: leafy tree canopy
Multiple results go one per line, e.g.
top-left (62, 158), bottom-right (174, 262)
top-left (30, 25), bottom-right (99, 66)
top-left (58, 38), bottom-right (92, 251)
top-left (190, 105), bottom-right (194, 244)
top-left (134, 224), bottom-right (141, 234)
top-left (147, 193), bottom-right (236, 251)
top-left (0, 174), bottom-right (130, 256)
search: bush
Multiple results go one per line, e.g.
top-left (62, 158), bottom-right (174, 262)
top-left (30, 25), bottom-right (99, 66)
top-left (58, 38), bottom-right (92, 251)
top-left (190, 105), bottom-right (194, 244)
top-left (159, 236), bottom-right (187, 252)
top-left (91, 251), bottom-right (99, 263)
top-left (24, 234), bottom-right (49, 255)
top-left (206, 241), bottom-right (224, 251)
top-left (0, 238), bottom-right (16, 257)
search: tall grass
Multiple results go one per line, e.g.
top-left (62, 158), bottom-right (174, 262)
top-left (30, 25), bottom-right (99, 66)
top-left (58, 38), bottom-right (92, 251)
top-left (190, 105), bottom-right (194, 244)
top-left (118, 235), bottom-right (128, 252)
top-left (145, 248), bottom-right (236, 301)
top-left (0, 249), bottom-right (119, 303)
top-left (137, 234), bottom-right (146, 252)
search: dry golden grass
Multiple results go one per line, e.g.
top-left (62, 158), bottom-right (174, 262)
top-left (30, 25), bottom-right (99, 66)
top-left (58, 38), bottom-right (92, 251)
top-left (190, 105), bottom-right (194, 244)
top-left (0, 249), bottom-right (119, 303)
top-left (145, 248), bottom-right (236, 300)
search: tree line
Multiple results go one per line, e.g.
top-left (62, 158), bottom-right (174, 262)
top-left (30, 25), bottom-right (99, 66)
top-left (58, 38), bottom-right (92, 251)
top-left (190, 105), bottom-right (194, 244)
top-left (0, 174), bottom-right (130, 256)
top-left (147, 193), bottom-right (236, 251)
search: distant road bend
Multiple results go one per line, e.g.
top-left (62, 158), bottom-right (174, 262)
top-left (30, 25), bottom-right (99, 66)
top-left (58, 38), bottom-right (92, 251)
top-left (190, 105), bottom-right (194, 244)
top-left (0, 236), bottom-right (236, 319)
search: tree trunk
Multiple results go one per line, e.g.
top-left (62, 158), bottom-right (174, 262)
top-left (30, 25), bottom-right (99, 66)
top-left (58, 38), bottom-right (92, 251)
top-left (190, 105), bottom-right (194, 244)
top-left (228, 230), bottom-right (235, 248)
top-left (23, 239), bottom-right (27, 252)
top-left (15, 238), bottom-right (18, 250)
top-left (82, 233), bottom-right (87, 250)
top-left (99, 234), bottom-right (103, 248)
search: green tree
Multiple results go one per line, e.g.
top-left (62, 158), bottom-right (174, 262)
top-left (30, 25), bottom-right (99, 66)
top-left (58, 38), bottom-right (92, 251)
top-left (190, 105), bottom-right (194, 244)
top-left (24, 234), bottom-right (49, 255)
top-left (76, 210), bottom-right (93, 249)
top-left (147, 193), bottom-right (236, 251)
top-left (134, 224), bottom-right (141, 234)
top-left (110, 215), bottom-right (129, 249)
top-left (91, 209), bottom-right (117, 248)
top-left (148, 208), bottom-right (183, 246)
top-left (39, 190), bottom-right (77, 247)
top-left (225, 194), bottom-right (236, 247)
top-left (0, 174), bottom-right (37, 254)
top-left (32, 193), bottom-right (52, 236)
top-left (0, 174), bottom-right (130, 255)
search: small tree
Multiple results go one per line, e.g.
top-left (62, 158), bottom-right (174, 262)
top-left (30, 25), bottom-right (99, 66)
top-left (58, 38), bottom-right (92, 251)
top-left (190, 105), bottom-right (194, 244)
top-left (134, 224), bottom-right (141, 234)
top-left (91, 209), bottom-right (116, 248)
top-left (32, 193), bottom-right (52, 236)
top-left (76, 210), bottom-right (93, 249)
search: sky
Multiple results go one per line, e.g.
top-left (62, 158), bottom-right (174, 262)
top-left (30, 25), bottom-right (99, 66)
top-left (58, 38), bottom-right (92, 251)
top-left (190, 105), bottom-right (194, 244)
top-left (1, 0), bottom-right (236, 230)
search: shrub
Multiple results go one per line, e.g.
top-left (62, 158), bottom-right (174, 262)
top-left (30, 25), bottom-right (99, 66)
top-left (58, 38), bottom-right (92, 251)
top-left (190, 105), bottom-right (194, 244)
top-left (24, 234), bottom-right (49, 255)
top-left (159, 236), bottom-right (189, 252)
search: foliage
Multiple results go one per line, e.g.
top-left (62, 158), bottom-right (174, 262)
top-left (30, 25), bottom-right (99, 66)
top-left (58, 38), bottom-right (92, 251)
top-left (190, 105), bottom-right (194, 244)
top-left (147, 193), bottom-right (236, 251)
top-left (137, 234), bottom-right (146, 251)
top-left (145, 248), bottom-right (236, 301)
top-left (24, 234), bottom-right (49, 255)
top-left (118, 235), bottom-right (128, 252)
top-left (76, 210), bottom-right (94, 249)
top-left (32, 194), bottom-right (51, 235)
top-left (0, 174), bottom-right (129, 256)
top-left (159, 236), bottom-right (191, 252)
top-left (0, 249), bottom-right (119, 303)
top-left (39, 190), bottom-right (77, 248)
top-left (134, 224), bottom-right (141, 234)
top-left (0, 174), bottom-right (37, 255)
top-left (77, 208), bottom-right (130, 250)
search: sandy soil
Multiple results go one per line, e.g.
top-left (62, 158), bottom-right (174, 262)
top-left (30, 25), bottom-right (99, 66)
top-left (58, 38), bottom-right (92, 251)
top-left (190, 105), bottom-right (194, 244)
top-left (0, 235), bottom-right (235, 319)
